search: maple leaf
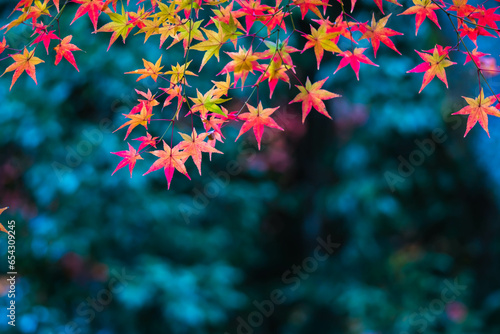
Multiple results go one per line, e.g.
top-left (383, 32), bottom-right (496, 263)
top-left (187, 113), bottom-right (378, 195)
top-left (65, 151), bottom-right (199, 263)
top-left (448, 0), bottom-right (475, 20)
top-left (463, 47), bottom-right (489, 66)
top-left (235, 0), bottom-right (271, 32)
top-left (165, 61), bottom-right (198, 86)
top-left (131, 89), bottom-right (159, 114)
top-left (289, 76), bottom-right (340, 122)
top-left (261, 40), bottom-right (299, 72)
top-left (167, 20), bottom-right (204, 55)
top-left (334, 47), bottom-right (379, 80)
top-left (258, 59), bottom-right (292, 98)
top-left (189, 88), bottom-right (231, 118)
top-left (470, 6), bottom-right (500, 32)
top-left (373, 0), bottom-right (401, 14)
top-left (293, 0), bottom-right (330, 19)
top-left (191, 21), bottom-right (233, 70)
top-left (71, 0), bottom-right (105, 32)
top-left (359, 13), bottom-right (403, 57)
top-left (301, 24), bottom-right (341, 70)
top-left (211, 73), bottom-right (232, 97)
top-left (1, 47), bottom-right (44, 90)
top-left (160, 84), bottom-right (184, 113)
top-left (125, 55), bottom-right (164, 82)
top-left (31, 23), bottom-right (60, 54)
top-left (236, 102), bottom-right (284, 150)
top-left (0, 207), bottom-right (9, 235)
top-left (113, 104), bottom-right (153, 140)
top-left (398, 0), bottom-right (441, 35)
top-left (26, 0), bottom-right (51, 23)
top-left (207, 1), bottom-right (243, 27)
top-left (54, 35), bottom-right (82, 71)
top-left (143, 141), bottom-right (191, 189)
top-left (134, 132), bottom-right (158, 151)
top-left (178, 128), bottom-right (223, 174)
top-left (218, 46), bottom-right (263, 88)
top-left (260, 1), bottom-right (289, 35)
top-left (111, 142), bottom-right (143, 177)
top-left (407, 45), bottom-right (456, 93)
top-left (96, 6), bottom-right (134, 50)
top-left (0, 37), bottom-right (8, 55)
top-left (452, 89), bottom-right (500, 137)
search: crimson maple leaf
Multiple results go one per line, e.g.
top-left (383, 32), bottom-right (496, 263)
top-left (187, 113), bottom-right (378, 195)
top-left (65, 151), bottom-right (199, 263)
top-left (293, 0), bottom-right (330, 19)
top-left (399, 0), bottom-right (441, 35)
top-left (463, 48), bottom-right (489, 66)
top-left (143, 141), bottom-right (191, 189)
top-left (359, 13), bottom-right (403, 57)
top-left (31, 23), bottom-right (60, 54)
top-left (407, 45), bottom-right (456, 93)
top-left (1, 47), bottom-right (44, 90)
top-left (236, 102), bottom-right (284, 150)
top-left (133, 132), bottom-right (158, 151)
top-left (178, 128), bottom-right (223, 174)
top-left (334, 48), bottom-right (379, 80)
top-left (452, 89), bottom-right (500, 137)
top-left (0, 37), bottom-right (8, 54)
top-left (111, 143), bottom-right (143, 177)
top-left (71, 0), bottom-right (105, 32)
top-left (289, 77), bottom-right (340, 122)
top-left (54, 35), bottom-right (82, 71)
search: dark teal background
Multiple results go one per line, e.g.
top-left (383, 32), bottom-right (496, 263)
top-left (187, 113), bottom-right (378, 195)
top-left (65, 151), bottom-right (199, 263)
top-left (1, 0), bottom-right (500, 333)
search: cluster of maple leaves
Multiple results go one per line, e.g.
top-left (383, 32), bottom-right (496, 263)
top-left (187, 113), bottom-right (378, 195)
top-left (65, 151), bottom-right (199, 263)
top-left (1, 0), bottom-right (500, 188)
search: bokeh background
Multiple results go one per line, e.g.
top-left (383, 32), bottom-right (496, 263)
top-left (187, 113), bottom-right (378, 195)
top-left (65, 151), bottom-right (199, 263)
top-left (1, 0), bottom-right (500, 333)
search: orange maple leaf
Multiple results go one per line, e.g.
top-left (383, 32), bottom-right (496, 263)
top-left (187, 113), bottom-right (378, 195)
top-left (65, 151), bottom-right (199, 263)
top-left (125, 55), bottom-right (164, 82)
top-left (178, 128), bottom-right (223, 174)
top-left (398, 0), bottom-right (440, 35)
top-left (452, 89), bottom-right (500, 137)
top-left (301, 24), bottom-right (341, 70)
top-left (113, 104), bottom-right (153, 140)
top-left (54, 35), bottom-right (82, 71)
top-left (218, 46), bottom-right (263, 89)
top-left (407, 45), bottom-right (456, 93)
top-left (1, 47), bottom-right (44, 90)
top-left (236, 102), bottom-right (284, 150)
top-left (111, 142), bottom-right (143, 177)
top-left (143, 141), bottom-right (191, 189)
top-left (289, 76), bottom-right (340, 123)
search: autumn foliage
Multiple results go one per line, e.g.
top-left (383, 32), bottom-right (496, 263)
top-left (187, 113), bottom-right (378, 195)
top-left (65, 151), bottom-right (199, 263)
top-left (1, 0), bottom-right (500, 187)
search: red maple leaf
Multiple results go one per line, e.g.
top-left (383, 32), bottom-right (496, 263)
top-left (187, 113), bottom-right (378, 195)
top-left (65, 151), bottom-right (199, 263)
top-left (178, 128), bottom-right (223, 174)
top-left (452, 89), bottom-right (500, 137)
top-left (111, 142), bottom-right (143, 177)
top-left (236, 102), bottom-right (284, 150)
top-left (143, 141), bottom-right (191, 189)
top-left (71, 0), bottom-right (105, 32)
top-left (54, 35), bottom-right (82, 71)
top-left (407, 45), bottom-right (456, 93)
top-left (289, 76), bottom-right (340, 122)
top-left (334, 47), bottom-right (379, 80)
top-left (398, 0), bottom-right (441, 35)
